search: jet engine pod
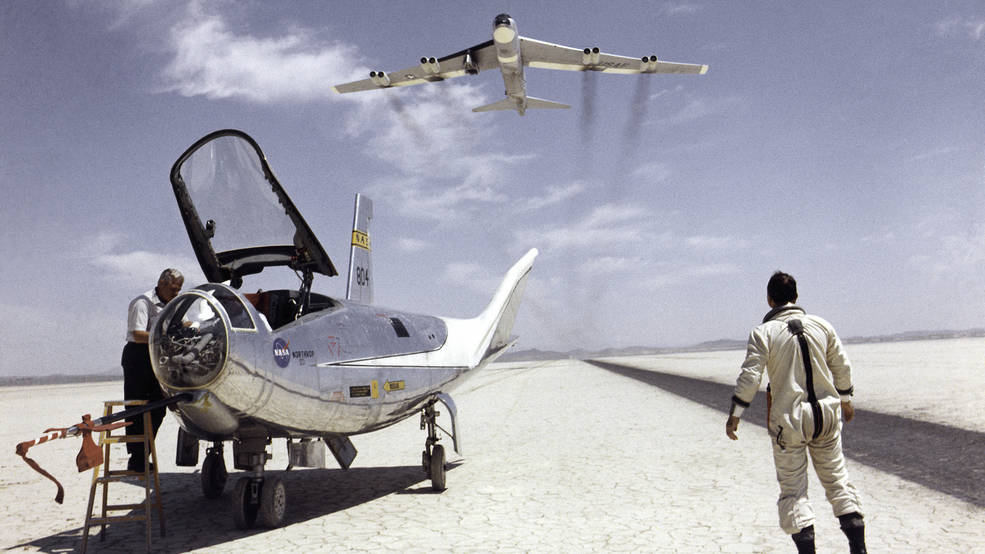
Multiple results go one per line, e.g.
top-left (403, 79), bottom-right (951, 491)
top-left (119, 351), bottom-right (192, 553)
top-left (641, 54), bottom-right (658, 72)
top-left (420, 56), bottom-right (440, 74)
top-left (370, 71), bottom-right (391, 87)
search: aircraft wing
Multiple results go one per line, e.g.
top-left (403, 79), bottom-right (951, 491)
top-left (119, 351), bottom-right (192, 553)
top-left (520, 37), bottom-right (708, 75)
top-left (332, 40), bottom-right (499, 94)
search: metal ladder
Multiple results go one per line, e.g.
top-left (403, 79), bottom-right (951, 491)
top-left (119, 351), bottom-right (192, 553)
top-left (81, 400), bottom-right (165, 553)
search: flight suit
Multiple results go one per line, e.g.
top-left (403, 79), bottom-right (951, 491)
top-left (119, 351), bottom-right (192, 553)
top-left (732, 304), bottom-right (863, 534)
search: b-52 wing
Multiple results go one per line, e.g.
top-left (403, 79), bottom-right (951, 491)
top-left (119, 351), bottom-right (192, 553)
top-left (332, 40), bottom-right (499, 93)
top-left (520, 37), bottom-right (708, 75)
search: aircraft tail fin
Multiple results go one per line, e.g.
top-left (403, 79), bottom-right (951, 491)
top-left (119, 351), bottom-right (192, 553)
top-left (459, 248), bottom-right (538, 368)
top-left (524, 96), bottom-right (570, 110)
top-left (345, 194), bottom-right (373, 304)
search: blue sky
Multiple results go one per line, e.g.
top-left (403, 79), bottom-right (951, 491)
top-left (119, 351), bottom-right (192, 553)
top-left (2, 1), bottom-right (984, 376)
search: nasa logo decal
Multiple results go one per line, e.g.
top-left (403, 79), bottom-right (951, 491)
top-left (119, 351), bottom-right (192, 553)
top-left (273, 338), bottom-right (291, 368)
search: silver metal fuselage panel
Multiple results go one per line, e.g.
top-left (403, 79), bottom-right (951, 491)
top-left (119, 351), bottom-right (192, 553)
top-left (150, 284), bottom-right (468, 441)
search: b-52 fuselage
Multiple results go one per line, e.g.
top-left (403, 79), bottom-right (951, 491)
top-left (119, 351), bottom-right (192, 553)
top-left (154, 129), bottom-right (537, 529)
top-left (333, 13), bottom-right (708, 115)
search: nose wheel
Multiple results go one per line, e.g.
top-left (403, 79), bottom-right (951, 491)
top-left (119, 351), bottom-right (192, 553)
top-left (201, 443), bottom-right (228, 499)
top-left (420, 399), bottom-right (447, 491)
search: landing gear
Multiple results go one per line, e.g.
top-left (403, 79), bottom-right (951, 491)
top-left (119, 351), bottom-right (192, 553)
top-left (230, 432), bottom-right (287, 529)
top-left (232, 476), bottom-right (260, 529)
top-left (201, 442), bottom-right (228, 499)
top-left (259, 475), bottom-right (286, 527)
top-left (231, 474), bottom-right (287, 529)
top-left (420, 399), bottom-right (447, 491)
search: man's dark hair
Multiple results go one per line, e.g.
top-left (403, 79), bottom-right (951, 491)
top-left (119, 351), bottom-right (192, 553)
top-left (767, 271), bottom-right (798, 305)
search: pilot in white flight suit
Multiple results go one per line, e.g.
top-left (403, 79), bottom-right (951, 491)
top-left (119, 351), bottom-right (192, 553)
top-left (726, 271), bottom-right (866, 554)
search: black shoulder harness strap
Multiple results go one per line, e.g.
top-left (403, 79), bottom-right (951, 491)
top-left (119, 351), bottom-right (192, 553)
top-left (788, 319), bottom-right (823, 439)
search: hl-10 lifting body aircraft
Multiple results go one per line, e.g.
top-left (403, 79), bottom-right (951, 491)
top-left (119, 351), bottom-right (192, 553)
top-left (332, 13), bottom-right (708, 115)
top-left (149, 129), bottom-right (537, 528)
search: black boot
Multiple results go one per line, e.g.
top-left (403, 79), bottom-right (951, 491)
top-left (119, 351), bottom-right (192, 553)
top-left (839, 512), bottom-right (867, 554)
top-left (792, 525), bottom-right (815, 554)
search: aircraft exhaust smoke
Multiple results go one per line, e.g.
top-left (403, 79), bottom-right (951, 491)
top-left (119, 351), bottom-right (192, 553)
top-left (387, 95), bottom-right (429, 145)
top-left (580, 71), bottom-right (598, 146)
top-left (622, 76), bottom-right (651, 155)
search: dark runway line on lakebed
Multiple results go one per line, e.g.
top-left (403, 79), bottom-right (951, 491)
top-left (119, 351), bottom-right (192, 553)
top-left (584, 359), bottom-right (985, 508)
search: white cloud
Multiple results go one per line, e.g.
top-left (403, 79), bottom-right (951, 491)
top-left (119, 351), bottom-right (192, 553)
top-left (80, 232), bottom-right (205, 290)
top-left (441, 261), bottom-right (500, 294)
top-left (631, 162), bottom-right (672, 182)
top-left (641, 262), bottom-right (741, 289)
top-left (935, 16), bottom-right (985, 41)
top-left (907, 145), bottom-right (963, 162)
top-left (352, 84), bottom-right (539, 220)
top-left (521, 182), bottom-right (586, 211)
top-left (685, 235), bottom-right (750, 250)
top-left (579, 256), bottom-right (641, 275)
top-left (661, 95), bottom-right (743, 126)
top-left (660, 2), bottom-right (702, 16)
top-left (397, 237), bottom-right (428, 252)
top-left (91, 250), bottom-right (205, 290)
top-left (515, 204), bottom-right (655, 252)
top-left (160, 2), bottom-right (364, 102)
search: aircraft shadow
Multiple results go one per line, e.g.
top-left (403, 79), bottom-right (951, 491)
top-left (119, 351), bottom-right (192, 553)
top-left (13, 464), bottom-right (449, 553)
top-left (583, 359), bottom-right (985, 508)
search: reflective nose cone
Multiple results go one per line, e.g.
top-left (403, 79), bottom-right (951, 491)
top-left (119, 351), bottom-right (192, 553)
top-left (151, 293), bottom-right (228, 389)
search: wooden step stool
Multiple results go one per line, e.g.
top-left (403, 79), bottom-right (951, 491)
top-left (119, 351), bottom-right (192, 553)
top-left (81, 400), bottom-right (165, 553)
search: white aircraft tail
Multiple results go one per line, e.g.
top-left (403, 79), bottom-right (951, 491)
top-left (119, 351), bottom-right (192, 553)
top-left (345, 194), bottom-right (373, 303)
top-left (442, 249), bottom-right (539, 368)
top-left (348, 249), bottom-right (538, 370)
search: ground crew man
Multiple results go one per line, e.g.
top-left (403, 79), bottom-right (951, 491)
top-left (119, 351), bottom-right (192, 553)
top-left (122, 268), bottom-right (183, 472)
top-left (726, 271), bottom-right (866, 554)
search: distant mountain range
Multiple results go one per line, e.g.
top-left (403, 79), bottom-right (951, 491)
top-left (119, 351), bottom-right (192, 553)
top-left (499, 328), bottom-right (985, 362)
top-left (3, 328), bottom-right (984, 386)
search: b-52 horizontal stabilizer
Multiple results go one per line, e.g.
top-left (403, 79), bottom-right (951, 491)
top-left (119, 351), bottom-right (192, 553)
top-left (473, 97), bottom-right (570, 114)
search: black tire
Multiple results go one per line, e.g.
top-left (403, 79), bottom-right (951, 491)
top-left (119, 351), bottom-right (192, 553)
top-left (201, 451), bottom-right (228, 499)
top-left (421, 449), bottom-right (431, 473)
top-left (232, 477), bottom-right (259, 529)
top-left (259, 475), bottom-right (287, 528)
top-left (429, 444), bottom-right (446, 492)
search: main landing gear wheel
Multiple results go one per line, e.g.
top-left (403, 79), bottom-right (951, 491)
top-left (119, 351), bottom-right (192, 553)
top-left (232, 475), bottom-right (287, 529)
top-left (421, 399), bottom-right (447, 492)
top-left (232, 477), bottom-right (260, 529)
top-left (201, 445), bottom-right (228, 499)
top-left (429, 444), bottom-right (446, 491)
top-left (259, 475), bottom-right (287, 528)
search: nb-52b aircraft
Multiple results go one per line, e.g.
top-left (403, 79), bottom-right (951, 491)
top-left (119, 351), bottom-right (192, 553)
top-left (332, 13), bottom-right (708, 115)
top-left (16, 129), bottom-right (537, 530)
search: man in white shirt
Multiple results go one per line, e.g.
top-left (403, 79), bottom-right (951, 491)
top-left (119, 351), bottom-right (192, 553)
top-left (122, 268), bottom-right (183, 472)
top-left (726, 271), bottom-right (865, 554)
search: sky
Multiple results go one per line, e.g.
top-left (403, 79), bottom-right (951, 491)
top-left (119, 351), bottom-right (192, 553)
top-left (2, 1), bottom-right (985, 376)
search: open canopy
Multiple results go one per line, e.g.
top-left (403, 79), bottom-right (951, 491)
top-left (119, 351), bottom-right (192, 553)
top-left (169, 130), bottom-right (337, 286)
